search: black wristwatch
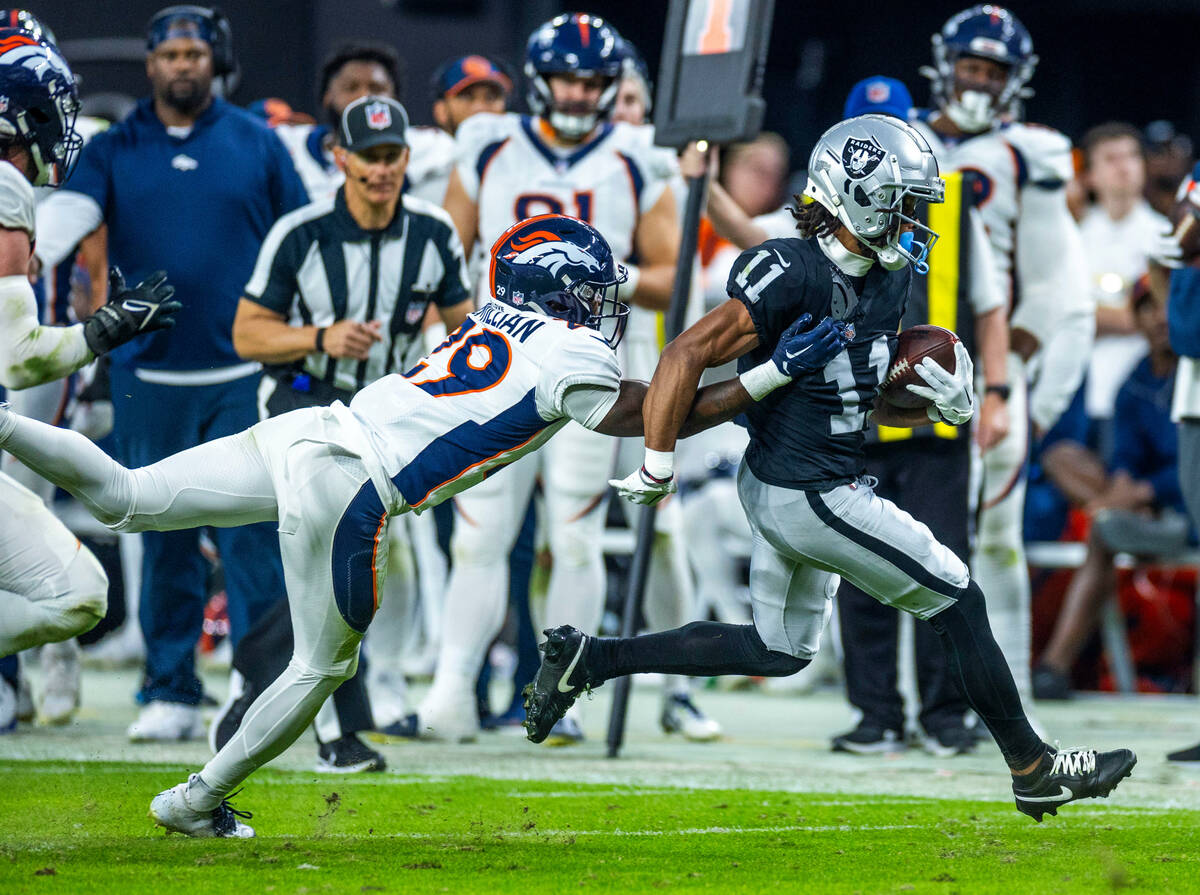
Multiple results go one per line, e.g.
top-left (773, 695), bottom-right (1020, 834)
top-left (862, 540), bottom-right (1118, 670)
top-left (985, 384), bottom-right (1011, 401)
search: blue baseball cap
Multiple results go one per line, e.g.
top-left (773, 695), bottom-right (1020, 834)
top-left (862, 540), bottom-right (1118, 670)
top-left (432, 55), bottom-right (512, 99)
top-left (843, 77), bottom-right (913, 121)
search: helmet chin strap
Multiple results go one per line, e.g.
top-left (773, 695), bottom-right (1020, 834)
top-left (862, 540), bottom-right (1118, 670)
top-left (874, 245), bottom-right (909, 271)
top-left (944, 90), bottom-right (996, 134)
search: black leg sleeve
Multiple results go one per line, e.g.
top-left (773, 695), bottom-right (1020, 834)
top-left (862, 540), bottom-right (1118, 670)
top-left (586, 621), bottom-right (809, 682)
top-left (927, 580), bottom-right (1045, 769)
top-left (231, 597), bottom-right (293, 690)
top-left (329, 662), bottom-right (374, 736)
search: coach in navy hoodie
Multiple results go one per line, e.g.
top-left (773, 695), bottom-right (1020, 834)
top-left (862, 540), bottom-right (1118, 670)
top-left (35, 8), bottom-right (307, 742)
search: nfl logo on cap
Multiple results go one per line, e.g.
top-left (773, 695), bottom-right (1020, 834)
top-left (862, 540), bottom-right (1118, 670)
top-left (366, 101), bottom-right (392, 130)
top-left (866, 81), bottom-right (890, 104)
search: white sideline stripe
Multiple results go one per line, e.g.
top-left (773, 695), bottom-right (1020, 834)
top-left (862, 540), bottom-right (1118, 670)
top-left (332, 823), bottom-right (928, 840)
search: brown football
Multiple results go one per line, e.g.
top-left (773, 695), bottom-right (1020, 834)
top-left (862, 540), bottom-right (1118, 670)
top-left (880, 324), bottom-right (960, 409)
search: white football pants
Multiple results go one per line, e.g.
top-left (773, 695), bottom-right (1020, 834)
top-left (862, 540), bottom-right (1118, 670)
top-left (970, 353), bottom-right (1032, 698)
top-left (0, 472), bottom-right (107, 656)
top-left (614, 435), bottom-right (701, 697)
top-left (422, 419), bottom-right (613, 713)
top-left (0, 405), bottom-right (389, 802)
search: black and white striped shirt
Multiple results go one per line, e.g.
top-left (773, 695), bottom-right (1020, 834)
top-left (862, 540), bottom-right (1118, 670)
top-left (243, 188), bottom-right (470, 392)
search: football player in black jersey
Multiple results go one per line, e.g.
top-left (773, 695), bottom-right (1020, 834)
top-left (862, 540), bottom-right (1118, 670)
top-left (524, 114), bottom-right (1137, 822)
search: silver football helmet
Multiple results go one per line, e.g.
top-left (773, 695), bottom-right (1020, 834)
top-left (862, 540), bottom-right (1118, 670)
top-left (803, 114), bottom-right (944, 272)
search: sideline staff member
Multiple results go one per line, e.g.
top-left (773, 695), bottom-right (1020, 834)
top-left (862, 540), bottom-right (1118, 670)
top-left (34, 5), bottom-right (309, 742)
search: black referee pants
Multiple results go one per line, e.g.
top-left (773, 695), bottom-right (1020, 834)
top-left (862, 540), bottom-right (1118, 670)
top-left (837, 438), bottom-right (970, 736)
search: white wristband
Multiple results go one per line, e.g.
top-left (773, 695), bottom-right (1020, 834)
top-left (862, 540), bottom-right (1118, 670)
top-left (642, 447), bottom-right (674, 480)
top-left (621, 264), bottom-right (641, 302)
top-left (422, 320), bottom-right (448, 354)
top-left (739, 359), bottom-right (791, 401)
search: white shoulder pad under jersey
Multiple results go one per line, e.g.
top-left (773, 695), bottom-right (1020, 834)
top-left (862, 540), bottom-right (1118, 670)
top-left (406, 125), bottom-right (456, 206)
top-left (943, 123), bottom-right (1074, 304)
top-left (1001, 122), bottom-right (1074, 186)
top-left (0, 159), bottom-right (35, 238)
top-left (620, 121), bottom-right (680, 185)
top-left (274, 122), bottom-right (342, 202)
top-left (453, 111), bottom-right (521, 202)
top-left (346, 298), bottom-right (621, 512)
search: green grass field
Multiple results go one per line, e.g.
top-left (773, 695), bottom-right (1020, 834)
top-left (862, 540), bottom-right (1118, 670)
top-left (3, 760), bottom-right (1199, 895)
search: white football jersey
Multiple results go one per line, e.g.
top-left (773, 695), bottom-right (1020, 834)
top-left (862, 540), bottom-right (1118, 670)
top-left (345, 298), bottom-right (621, 514)
top-left (455, 113), bottom-right (667, 286)
top-left (918, 120), bottom-right (1088, 328)
top-left (0, 158), bottom-right (35, 238)
top-left (916, 116), bottom-right (1092, 429)
top-left (405, 126), bottom-right (456, 206)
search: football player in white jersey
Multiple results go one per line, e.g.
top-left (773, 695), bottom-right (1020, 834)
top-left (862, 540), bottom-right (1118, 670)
top-left (428, 13), bottom-right (685, 742)
top-left (0, 30), bottom-right (180, 715)
top-left (272, 43), bottom-right (403, 202)
top-left (0, 214), bottom-right (837, 835)
top-left (912, 6), bottom-right (1093, 698)
top-left (607, 36), bottom-right (724, 738)
top-left (265, 47), bottom-right (511, 739)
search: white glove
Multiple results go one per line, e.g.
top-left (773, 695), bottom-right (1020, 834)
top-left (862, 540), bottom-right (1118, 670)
top-left (1151, 228), bottom-right (1185, 269)
top-left (907, 341), bottom-right (975, 425)
top-left (609, 466), bottom-right (677, 506)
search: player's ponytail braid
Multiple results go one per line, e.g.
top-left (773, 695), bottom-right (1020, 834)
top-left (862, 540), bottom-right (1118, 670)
top-left (788, 194), bottom-right (840, 240)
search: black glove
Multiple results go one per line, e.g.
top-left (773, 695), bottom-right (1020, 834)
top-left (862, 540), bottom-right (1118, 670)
top-left (83, 268), bottom-right (181, 356)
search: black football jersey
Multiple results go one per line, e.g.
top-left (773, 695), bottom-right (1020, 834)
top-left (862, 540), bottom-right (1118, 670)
top-left (729, 237), bottom-right (911, 491)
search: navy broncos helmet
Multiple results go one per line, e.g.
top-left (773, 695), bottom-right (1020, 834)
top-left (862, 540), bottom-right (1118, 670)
top-left (525, 12), bottom-right (624, 140)
top-left (0, 9), bottom-right (56, 47)
top-left (921, 5), bottom-right (1037, 133)
top-left (490, 214), bottom-right (630, 349)
top-left (0, 28), bottom-right (81, 186)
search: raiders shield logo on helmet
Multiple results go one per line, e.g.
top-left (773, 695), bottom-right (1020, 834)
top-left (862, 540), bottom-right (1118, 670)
top-left (841, 136), bottom-right (885, 180)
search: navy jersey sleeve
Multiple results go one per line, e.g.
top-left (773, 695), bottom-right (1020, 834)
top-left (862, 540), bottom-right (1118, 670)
top-left (63, 127), bottom-right (114, 211)
top-left (265, 129), bottom-right (310, 218)
top-left (726, 239), bottom-right (822, 348)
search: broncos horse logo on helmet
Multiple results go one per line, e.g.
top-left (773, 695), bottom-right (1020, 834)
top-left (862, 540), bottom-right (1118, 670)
top-left (0, 26), bottom-right (80, 186)
top-left (489, 213), bottom-right (630, 349)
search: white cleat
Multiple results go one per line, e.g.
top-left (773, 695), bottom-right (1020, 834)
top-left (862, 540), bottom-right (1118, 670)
top-left (149, 775), bottom-right (255, 838)
top-left (128, 700), bottom-right (204, 742)
top-left (661, 693), bottom-right (722, 742)
top-left (38, 639), bottom-right (81, 725)
top-left (81, 625), bottom-right (145, 669)
top-left (413, 685), bottom-right (480, 742)
top-left (366, 668), bottom-right (410, 730)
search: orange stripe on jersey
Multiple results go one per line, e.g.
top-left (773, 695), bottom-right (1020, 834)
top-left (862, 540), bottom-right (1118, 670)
top-left (370, 512), bottom-right (387, 616)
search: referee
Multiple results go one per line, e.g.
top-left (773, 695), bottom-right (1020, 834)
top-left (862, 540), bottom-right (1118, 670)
top-left (226, 95), bottom-right (472, 772)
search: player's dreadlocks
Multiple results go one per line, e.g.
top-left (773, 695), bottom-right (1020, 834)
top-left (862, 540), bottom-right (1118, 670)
top-left (788, 194), bottom-right (840, 239)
